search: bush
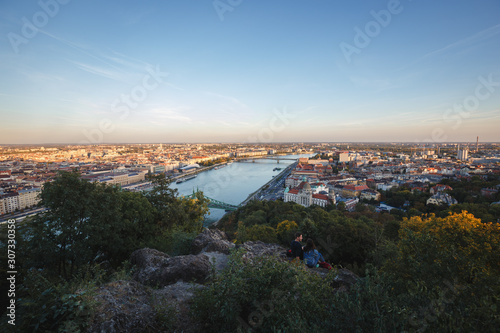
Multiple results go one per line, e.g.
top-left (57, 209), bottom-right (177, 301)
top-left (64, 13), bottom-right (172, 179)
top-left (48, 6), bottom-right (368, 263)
top-left (276, 220), bottom-right (298, 245)
top-left (243, 224), bottom-right (278, 244)
top-left (325, 270), bottom-right (409, 332)
top-left (191, 249), bottom-right (336, 332)
top-left (148, 228), bottom-right (198, 256)
top-left (7, 268), bottom-right (99, 332)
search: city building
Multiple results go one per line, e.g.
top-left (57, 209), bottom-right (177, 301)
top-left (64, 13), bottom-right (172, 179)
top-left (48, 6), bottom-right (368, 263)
top-left (429, 184), bottom-right (453, 195)
top-left (360, 189), bottom-right (381, 201)
top-left (284, 182), bottom-right (334, 208)
top-left (0, 193), bottom-right (19, 214)
top-left (341, 184), bottom-right (370, 198)
top-left (457, 146), bottom-right (469, 161)
top-left (426, 192), bottom-right (458, 206)
top-left (0, 199), bottom-right (5, 215)
top-left (18, 188), bottom-right (41, 210)
top-left (98, 171), bottom-right (147, 187)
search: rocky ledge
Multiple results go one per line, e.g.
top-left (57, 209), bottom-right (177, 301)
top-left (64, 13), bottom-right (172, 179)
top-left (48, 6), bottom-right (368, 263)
top-left (89, 228), bottom-right (358, 332)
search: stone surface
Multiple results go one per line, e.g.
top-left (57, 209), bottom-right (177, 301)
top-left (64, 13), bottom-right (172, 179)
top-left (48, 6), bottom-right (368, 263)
top-left (332, 268), bottom-right (359, 292)
top-left (151, 282), bottom-right (205, 333)
top-left (192, 228), bottom-right (235, 254)
top-left (202, 251), bottom-right (230, 273)
top-left (130, 247), bottom-right (170, 270)
top-left (89, 231), bottom-right (360, 332)
top-left (131, 248), bottom-right (211, 287)
top-left (88, 280), bottom-right (156, 333)
top-left (240, 240), bottom-right (288, 261)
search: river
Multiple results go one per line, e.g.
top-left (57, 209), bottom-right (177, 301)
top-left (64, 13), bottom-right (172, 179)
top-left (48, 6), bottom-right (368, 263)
top-left (171, 154), bottom-right (312, 223)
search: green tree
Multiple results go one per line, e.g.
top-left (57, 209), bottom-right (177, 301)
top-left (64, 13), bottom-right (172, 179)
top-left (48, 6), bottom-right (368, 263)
top-left (244, 224), bottom-right (278, 243)
top-left (276, 220), bottom-right (298, 245)
top-left (20, 171), bottom-right (157, 279)
top-left (144, 173), bottom-right (180, 229)
top-left (145, 174), bottom-right (209, 233)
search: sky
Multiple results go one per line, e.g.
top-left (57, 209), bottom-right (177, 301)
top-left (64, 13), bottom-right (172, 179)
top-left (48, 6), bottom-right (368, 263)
top-left (1, 0), bottom-right (499, 144)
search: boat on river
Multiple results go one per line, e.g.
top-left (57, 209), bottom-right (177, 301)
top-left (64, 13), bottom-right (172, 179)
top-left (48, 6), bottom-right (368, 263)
top-left (176, 174), bottom-right (197, 184)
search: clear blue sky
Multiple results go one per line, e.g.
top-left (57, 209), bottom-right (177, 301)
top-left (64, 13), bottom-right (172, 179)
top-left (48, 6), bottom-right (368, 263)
top-left (1, 0), bottom-right (499, 144)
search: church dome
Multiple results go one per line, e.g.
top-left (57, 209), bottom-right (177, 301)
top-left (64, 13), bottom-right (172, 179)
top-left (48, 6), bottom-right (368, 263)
top-left (303, 182), bottom-right (311, 191)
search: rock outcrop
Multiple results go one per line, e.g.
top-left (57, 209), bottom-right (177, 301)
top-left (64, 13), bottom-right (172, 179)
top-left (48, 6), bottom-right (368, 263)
top-left (88, 280), bottom-right (156, 333)
top-left (151, 282), bottom-right (205, 333)
top-left (332, 268), bottom-right (360, 292)
top-left (240, 240), bottom-right (288, 261)
top-left (192, 228), bottom-right (235, 254)
top-left (90, 229), bottom-right (360, 332)
top-left (131, 248), bottom-right (211, 287)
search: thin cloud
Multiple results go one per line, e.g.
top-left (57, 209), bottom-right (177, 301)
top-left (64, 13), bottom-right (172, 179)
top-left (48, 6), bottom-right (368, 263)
top-left (70, 61), bottom-right (126, 82)
top-left (422, 24), bottom-right (500, 60)
top-left (148, 107), bottom-right (192, 123)
top-left (203, 91), bottom-right (253, 112)
top-left (39, 30), bottom-right (159, 83)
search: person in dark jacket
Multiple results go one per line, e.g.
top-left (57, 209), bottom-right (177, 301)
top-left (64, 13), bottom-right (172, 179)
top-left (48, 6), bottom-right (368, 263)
top-left (290, 232), bottom-right (303, 261)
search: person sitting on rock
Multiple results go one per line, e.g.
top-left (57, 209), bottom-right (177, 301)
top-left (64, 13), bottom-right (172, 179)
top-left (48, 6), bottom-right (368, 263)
top-left (303, 239), bottom-right (331, 270)
top-left (290, 232), bottom-right (304, 261)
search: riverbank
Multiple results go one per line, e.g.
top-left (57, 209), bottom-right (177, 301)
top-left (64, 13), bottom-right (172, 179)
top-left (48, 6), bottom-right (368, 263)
top-left (240, 161), bottom-right (297, 206)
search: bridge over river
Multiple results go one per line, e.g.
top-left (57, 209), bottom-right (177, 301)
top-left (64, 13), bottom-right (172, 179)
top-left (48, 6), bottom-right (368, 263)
top-left (185, 191), bottom-right (240, 211)
top-left (237, 156), bottom-right (298, 163)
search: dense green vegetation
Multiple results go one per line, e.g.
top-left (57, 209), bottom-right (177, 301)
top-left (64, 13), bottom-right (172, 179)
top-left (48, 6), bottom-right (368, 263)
top-left (198, 210), bottom-right (499, 332)
top-left (218, 200), bottom-right (400, 271)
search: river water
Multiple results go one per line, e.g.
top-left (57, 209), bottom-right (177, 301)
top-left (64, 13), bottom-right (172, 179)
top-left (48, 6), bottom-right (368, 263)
top-left (170, 154), bottom-right (312, 222)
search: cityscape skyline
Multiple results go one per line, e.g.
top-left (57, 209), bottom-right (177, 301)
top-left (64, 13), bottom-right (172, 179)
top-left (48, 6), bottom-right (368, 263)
top-left (1, 0), bottom-right (500, 144)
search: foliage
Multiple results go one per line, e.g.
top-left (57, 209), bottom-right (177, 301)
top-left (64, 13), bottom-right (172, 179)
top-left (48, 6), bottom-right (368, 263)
top-left (19, 171), bottom-right (156, 279)
top-left (8, 267), bottom-right (100, 332)
top-left (4, 170), bottom-right (210, 331)
top-left (325, 269), bottom-right (409, 332)
top-left (382, 211), bottom-right (500, 331)
top-left (219, 200), bottom-right (396, 269)
top-left (17, 171), bottom-right (210, 281)
top-left (276, 219), bottom-right (298, 244)
top-left (191, 249), bottom-right (336, 333)
top-left (389, 211), bottom-right (500, 285)
top-left (236, 224), bottom-right (278, 244)
top-left (146, 174), bottom-right (209, 233)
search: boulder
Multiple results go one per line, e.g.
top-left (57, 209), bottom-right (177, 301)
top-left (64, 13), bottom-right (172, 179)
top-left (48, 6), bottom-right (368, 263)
top-left (151, 282), bottom-right (205, 333)
top-left (131, 248), bottom-right (211, 287)
top-left (333, 268), bottom-right (359, 292)
top-left (202, 251), bottom-right (230, 273)
top-left (192, 228), bottom-right (235, 254)
top-left (130, 247), bottom-right (170, 270)
top-left (240, 241), bottom-right (288, 261)
top-left (88, 280), bottom-right (156, 333)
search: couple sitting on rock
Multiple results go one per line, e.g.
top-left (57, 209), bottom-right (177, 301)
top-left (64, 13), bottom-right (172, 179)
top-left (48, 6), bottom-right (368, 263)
top-left (290, 232), bottom-right (332, 270)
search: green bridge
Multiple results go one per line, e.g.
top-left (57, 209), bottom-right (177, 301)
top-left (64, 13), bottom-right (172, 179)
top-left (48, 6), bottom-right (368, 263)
top-left (186, 191), bottom-right (240, 211)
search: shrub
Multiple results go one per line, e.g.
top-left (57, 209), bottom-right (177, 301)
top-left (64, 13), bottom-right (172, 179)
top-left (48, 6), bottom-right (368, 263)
top-left (276, 220), bottom-right (298, 245)
top-left (191, 249), bottom-right (335, 332)
top-left (9, 268), bottom-right (99, 332)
